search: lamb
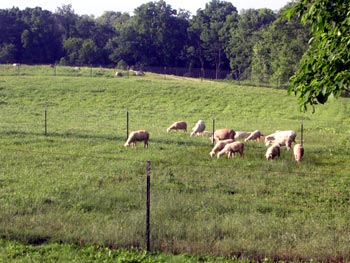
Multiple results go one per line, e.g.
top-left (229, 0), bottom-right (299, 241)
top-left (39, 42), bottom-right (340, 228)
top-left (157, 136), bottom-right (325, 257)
top-left (124, 130), bottom-right (149, 148)
top-left (209, 139), bottom-right (234, 158)
top-left (265, 143), bottom-right (281, 160)
top-left (210, 128), bottom-right (236, 143)
top-left (167, 121), bottom-right (187, 133)
top-left (217, 141), bottom-right (244, 158)
top-left (190, 120), bottom-right (206, 136)
top-left (235, 131), bottom-right (251, 140)
top-left (293, 144), bottom-right (304, 162)
top-left (244, 130), bottom-right (263, 142)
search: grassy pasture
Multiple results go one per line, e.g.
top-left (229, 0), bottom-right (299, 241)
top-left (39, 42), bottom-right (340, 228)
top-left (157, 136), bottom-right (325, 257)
top-left (0, 65), bottom-right (350, 262)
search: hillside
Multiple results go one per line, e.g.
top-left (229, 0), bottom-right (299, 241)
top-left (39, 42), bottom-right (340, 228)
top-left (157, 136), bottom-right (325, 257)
top-left (0, 65), bottom-right (350, 262)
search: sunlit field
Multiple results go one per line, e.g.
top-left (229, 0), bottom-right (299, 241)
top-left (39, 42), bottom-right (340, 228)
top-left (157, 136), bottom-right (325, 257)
top-left (0, 65), bottom-right (349, 262)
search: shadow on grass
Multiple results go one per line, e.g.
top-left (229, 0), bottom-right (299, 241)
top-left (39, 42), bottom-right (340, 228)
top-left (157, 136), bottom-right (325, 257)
top-left (1, 130), bottom-right (211, 147)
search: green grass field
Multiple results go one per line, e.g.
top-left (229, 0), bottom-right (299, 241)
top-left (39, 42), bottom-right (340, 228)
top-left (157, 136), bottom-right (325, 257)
top-left (0, 65), bottom-right (350, 262)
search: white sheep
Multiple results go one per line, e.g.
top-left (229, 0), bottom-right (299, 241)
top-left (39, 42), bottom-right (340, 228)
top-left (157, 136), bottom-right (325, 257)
top-left (135, 71), bottom-right (145, 76)
top-left (190, 120), bottom-right (206, 136)
top-left (202, 131), bottom-right (214, 137)
top-left (167, 121), bottom-right (187, 133)
top-left (235, 131), bottom-right (251, 140)
top-left (266, 135), bottom-right (294, 151)
top-left (217, 141), bottom-right (244, 159)
top-left (265, 130), bottom-right (296, 150)
top-left (124, 130), bottom-right (149, 148)
top-left (265, 143), bottom-right (281, 160)
top-left (209, 139), bottom-right (234, 158)
top-left (293, 144), bottom-right (304, 162)
top-left (244, 130), bottom-right (263, 142)
top-left (210, 128), bottom-right (236, 144)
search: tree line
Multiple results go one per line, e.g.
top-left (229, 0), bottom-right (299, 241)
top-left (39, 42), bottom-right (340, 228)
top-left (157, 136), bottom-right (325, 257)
top-left (0, 0), bottom-right (309, 83)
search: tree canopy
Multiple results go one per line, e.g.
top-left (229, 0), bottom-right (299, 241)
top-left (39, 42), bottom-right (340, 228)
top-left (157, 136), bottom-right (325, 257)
top-left (0, 0), bottom-right (309, 83)
top-left (286, 0), bottom-right (350, 111)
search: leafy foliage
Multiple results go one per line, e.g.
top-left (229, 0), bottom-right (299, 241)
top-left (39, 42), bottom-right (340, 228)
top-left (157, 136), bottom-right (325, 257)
top-left (286, 0), bottom-right (350, 111)
top-left (0, 1), bottom-right (309, 83)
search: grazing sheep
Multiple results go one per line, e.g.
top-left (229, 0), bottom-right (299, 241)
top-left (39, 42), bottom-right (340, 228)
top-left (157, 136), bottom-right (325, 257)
top-left (235, 131), bottom-right (251, 140)
top-left (124, 130), bottom-right (149, 148)
top-left (135, 71), bottom-right (145, 76)
top-left (202, 131), bottom-right (214, 137)
top-left (265, 130), bottom-right (296, 149)
top-left (210, 128), bottom-right (236, 143)
top-left (217, 141), bottom-right (244, 158)
top-left (244, 130), bottom-right (263, 142)
top-left (209, 139), bottom-right (234, 158)
top-left (115, 71), bottom-right (123, 77)
top-left (167, 121), bottom-right (187, 133)
top-left (74, 66), bottom-right (80, 71)
top-left (256, 135), bottom-right (265, 142)
top-left (190, 120), bottom-right (206, 136)
top-left (13, 63), bottom-right (20, 67)
top-left (265, 143), bottom-right (281, 160)
top-left (266, 135), bottom-right (294, 151)
top-left (293, 144), bottom-right (304, 162)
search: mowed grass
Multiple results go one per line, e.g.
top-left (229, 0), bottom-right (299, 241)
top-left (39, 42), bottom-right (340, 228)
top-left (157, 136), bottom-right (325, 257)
top-left (0, 65), bottom-right (350, 262)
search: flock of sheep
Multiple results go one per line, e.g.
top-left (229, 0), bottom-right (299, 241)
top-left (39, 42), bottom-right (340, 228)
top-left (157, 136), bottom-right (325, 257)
top-left (124, 120), bottom-right (304, 162)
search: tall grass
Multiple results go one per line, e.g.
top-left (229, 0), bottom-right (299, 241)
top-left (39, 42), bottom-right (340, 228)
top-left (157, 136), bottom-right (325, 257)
top-left (0, 65), bottom-right (350, 262)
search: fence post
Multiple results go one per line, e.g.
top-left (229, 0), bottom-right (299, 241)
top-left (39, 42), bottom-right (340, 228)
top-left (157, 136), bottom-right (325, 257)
top-left (146, 160), bottom-right (151, 251)
top-left (126, 109), bottom-right (129, 140)
top-left (212, 116), bottom-right (215, 145)
top-left (300, 119), bottom-right (304, 146)
top-left (44, 105), bottom-right (48, 136)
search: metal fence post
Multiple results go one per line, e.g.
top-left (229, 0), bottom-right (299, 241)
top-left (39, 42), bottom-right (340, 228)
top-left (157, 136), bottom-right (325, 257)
top-left (146, 160), bottom-right (151, 251)
top-left (126, 109), bottom-right (129, 140)
top-left (301, 119), bottom-right (304, 146)
top-left (44, 105), bottom-right (48, 136)
top-left (212, 116), bottom-right (215, 145)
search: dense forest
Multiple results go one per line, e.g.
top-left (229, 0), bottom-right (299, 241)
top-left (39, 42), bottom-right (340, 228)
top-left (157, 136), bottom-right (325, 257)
top-left (0, 0), bottom-right (309, 83)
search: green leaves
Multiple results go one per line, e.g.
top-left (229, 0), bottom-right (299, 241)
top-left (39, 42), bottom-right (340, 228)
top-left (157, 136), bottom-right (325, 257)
top-left (287, 0), bottom-right (350, 111)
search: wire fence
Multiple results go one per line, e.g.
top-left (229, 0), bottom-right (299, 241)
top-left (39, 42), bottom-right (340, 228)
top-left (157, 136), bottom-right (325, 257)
top-left (2, 145), bottom-right (350, 260)
top-left (0, 64), bottom-right (297, 92)
top-left (0, 64), bottom-right (231, 80)
top-left (1, 103), bottom-right (350, 260)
